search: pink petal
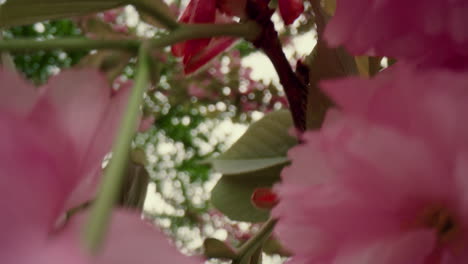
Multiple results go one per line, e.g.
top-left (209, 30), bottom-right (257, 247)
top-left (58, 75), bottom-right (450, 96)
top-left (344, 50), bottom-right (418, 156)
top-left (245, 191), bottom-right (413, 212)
top-left (324, 0), bottom-right (468, 64)
top-left (454, 152), bottom-right (468, 221)
top-left (278, 132), bottom-right (331, 187)
top-left (64, 210), bottom-right (202, 264)
top-left (65, 82), bottom-right (131, 210)
top-left (324, 0), bottom-right (371, 48)
top-left (178, 0), bottom-right (196, 23)
top-left (178, 0), bottom-right (217, 59)
top-left (0, 113), bottom-right (74, 239)
top-left (182, 13), bottom-right (237, 74)
top-left (35, 70), bottom-right (111, 168)
top-left (174, 2), bottom-right (235, 74)
top-left (334, 231), bottom-right (435, 264)
top-left (323, 64), bottom-right (468, 155)
top-left (274, 173), bottom-right (408, 255)
top-left (171, 42), bottom-right (186, 57)
top-left (28, 70), bottom-right (131, 211)
top-left (187, 0), bottom-right (216, 24)
top-left (320, 77), bottom-right (375, 115)
top-left (324, 118), bottom-right (450, 208)
top-left (0, 69), bottom-right (37, 115)
top-left (278, 0), bottom-right (304, 25)
top-left (1, 215), bottom-right (89, 264)
top-left (2, 236), bottom-right (88, 264)
top-left (184, 37), bottom-right (236, 74)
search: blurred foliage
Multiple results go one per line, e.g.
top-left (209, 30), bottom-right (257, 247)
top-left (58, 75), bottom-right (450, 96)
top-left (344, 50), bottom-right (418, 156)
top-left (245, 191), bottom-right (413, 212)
top-left (234, 41), bottom-right (257, 57)
top-left (3, 20), bottom-right (88, 84)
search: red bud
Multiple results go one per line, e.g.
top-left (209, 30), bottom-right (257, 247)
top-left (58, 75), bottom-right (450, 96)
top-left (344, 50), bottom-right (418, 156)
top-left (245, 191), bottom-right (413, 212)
top-left (251, 187), bottom-right (279, 209)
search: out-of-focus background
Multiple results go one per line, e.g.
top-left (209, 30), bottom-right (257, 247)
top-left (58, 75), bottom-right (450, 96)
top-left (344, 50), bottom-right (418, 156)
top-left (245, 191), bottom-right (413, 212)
top-left (1, 0), bottom-right (316, 262)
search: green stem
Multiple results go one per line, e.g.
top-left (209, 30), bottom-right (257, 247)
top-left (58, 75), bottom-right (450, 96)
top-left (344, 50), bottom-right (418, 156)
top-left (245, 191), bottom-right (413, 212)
top-left (249, 246), bottom-right (263, 264)
top-left (83, 43), bottom-right (150, 253)
top-left (0, 31), bottom-right (15, 71)
top-left (128, 0), bottom-right (179, 30)
top-left (153, 21), bottom-right (261, 46)
top-left (235, 219), bottom-right (277, 264)
top-left (0, 38), bottom-right (140, 52)
top-left (0, 22), bottom-right (260, 52)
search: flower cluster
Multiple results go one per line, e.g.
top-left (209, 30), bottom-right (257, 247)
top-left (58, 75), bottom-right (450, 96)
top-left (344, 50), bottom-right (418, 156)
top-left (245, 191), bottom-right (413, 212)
top-left (274, 1), bottom-right (468, 263)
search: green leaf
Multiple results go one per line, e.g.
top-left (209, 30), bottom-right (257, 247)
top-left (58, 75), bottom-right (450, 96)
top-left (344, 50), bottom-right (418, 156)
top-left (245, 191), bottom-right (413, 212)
top-left (323, 0), bottom-right (336, 15)
top-left (211, 165), bottom-right (283, 222)
top-left (118, 159), bottom-right (149, 209)
top-left (0, 0), bottom-right (126, 28)
top-left (210, 110), bottom-right (297, 222)
top-left (212, 157), bottom-right (289, 175)
top-left (135, 0), bottom-right (175, 28)
top-left (304, 3), bottom-right (358, 130)
top-left (212, 110), bottom-right (297, 175)
top-left (203, 238), bottom-right (237, 259)
top-left (304, 40), bottom-right (357, 130)
top-left (263, 237), bottom-right (291, 257)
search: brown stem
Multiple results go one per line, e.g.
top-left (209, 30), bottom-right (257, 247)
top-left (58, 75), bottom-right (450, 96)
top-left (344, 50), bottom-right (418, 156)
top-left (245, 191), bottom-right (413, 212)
top-left (246, 0), bottom-right (307, 132)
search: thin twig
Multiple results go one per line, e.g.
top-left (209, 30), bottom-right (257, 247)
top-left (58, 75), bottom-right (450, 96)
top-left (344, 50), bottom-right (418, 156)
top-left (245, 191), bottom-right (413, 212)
top-left (235, 219), bottom-right (277, 264)
top-left (0, 22), bottom-right (261, 53)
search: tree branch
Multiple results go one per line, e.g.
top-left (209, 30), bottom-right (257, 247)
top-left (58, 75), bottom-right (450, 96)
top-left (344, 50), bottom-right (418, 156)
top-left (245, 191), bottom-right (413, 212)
top-left (246, 0), bottom-right (307, 132)
top-left (0, 22), bottom-right (260, 52)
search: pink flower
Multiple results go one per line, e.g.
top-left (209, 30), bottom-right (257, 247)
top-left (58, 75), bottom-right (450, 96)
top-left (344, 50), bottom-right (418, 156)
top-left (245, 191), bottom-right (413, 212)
top-left (241, 101), bottom-right (259, 112)
top-left (173, 0), bottom-right (304, 74)
top-left (102, 9), bottom-right (121, 24)
top-left (188, 83), bottom-right (208, 98)
top-left (138, 115), bottom-right (155, 132)
top-left (0, 69), bottom-right (201, 264)
top-left (325, 0), bottom-right (468, 65)
top-left (112, 24), bottom-right (128, 34)
top-left (172, 0), bottom-right (236, 74)
top-left (278, 0), bottom-right (304, 25)
top-left (273, 65), bottom-right (468, 263)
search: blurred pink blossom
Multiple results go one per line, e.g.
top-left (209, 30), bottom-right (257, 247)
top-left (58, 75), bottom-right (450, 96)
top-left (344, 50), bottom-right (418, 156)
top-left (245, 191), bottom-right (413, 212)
top-left (229, 50), bottom-right (242, 68)
top-left (102, 10), bottom-right (119, 23)
top-left (112, 25), bottom-right (128, 34)
top-left (241, 67), bottom-right (253, 79)
top-left (138, 116), bottom-right (155, 132)
top-left (325, 0), bottom-right (468, 66)
top-left (274, 65), bottom-right (468, 263)
top-left (241, 101), bottom-right (258, 112)
top-left (188, 84), bottom-right (208, 98)
top-left (0, 69), bottom-right (200, 264)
